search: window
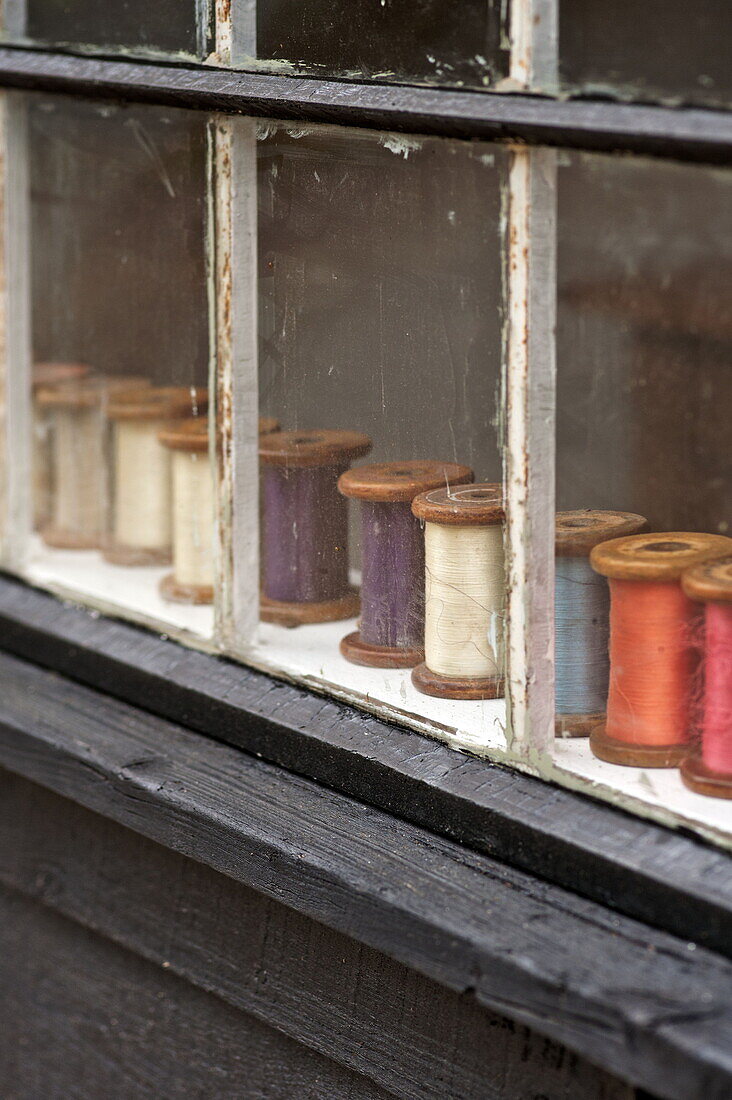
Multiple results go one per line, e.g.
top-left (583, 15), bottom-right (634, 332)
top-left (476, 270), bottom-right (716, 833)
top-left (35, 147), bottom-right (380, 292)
top-left (0, 2), bottom-right (730, 850)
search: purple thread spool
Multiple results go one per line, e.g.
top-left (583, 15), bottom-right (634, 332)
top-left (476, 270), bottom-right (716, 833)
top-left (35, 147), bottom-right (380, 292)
top-left (338, 461), bottom-right (474, 668)
top-left (259, 429), bottom-right (372, 627)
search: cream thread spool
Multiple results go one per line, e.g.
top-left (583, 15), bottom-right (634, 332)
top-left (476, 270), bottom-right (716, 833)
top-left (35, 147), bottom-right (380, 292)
top-left (411, 483), bottom-right (505, 700)
top-left (36, 374), bottom-right (149, 550)
top-left (157, 415), bottom-right (280, 605)
top-left (158, 418), bottom-right (214, 605)
top-left (32, 362), bottom-right (91, 532)
top-left (105, 386), bottom-right (208, 567)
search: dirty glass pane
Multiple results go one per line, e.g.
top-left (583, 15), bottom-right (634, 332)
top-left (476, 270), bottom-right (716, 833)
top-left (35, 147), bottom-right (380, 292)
top-left (4, 1), bottom-right (203, 60)
top-left (553, 151), bottom-right (732, 838)
top-left (560, 0), bottom-right (732, 108)
top-left (25, 95), bottom-right (213, 637)
top-left (251, 122), bottom-right (508, 754)
top-left (254, 0), bottom-right (510, 89)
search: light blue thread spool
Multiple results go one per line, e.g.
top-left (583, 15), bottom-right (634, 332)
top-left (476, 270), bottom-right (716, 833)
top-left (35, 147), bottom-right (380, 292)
top-left (555, 511), bottom-right (646, 737)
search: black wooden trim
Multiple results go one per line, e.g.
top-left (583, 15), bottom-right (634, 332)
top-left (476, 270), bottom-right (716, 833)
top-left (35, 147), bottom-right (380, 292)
top-left (0, 574), bottom-right (730, 961)
top-left (0, 46), bottom-right (731, 163)
top-left (0, 647), bottom-right (730, 1099)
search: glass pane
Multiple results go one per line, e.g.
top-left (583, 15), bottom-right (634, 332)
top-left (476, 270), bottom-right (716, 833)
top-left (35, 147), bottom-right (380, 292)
top-left (4, 1), bottom-right (203, 59)
top-left (554, 151), bottom-right (732, 838)
top-left (560, 0), bottom-right (732, 108)
top-left (24, 95), bottom-right (214, 637)
top-left (254, 0), bottom-right (510, 89)
top-left (247, 123), bottom-right (508, 752)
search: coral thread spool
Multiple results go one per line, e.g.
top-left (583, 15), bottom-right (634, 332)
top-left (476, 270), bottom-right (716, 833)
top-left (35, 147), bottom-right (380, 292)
top-left (411, 483), bottom-right (505, 700)
top-left (32, 362), bottom-right (91, 531)
top-left (555, 510), bottom-right (646, 737)
top-left (105, 386), bottom-right (208, 566)
top-left (589, 533), bottom-right (732, 767)
top-left (338, 461), bottom-right (474, 668)
top-left (158, 418), bottom-right (214, 605)
top-left (680, 557), bottom-right (732, 799)
top-left (36, 374), bottom-right (149, 550)
top-left (259, 429), bottom-right (372, 626)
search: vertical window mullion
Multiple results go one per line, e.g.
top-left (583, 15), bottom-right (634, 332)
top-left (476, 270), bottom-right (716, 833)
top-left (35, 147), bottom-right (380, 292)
top-left (2, 91), bottom-right (31, 572)
top-left (505, 0), bottom-right (558, 763)
top-left (211, 114), bottom-right (260, 652)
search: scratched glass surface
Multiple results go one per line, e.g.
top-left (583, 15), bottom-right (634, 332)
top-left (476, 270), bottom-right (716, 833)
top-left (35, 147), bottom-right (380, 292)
top-left (3, 1), bottom-right (204, 60)
top-left (560, 0), bottom-right (732, 107)
top-left (253, 122), bottom-right (508, 749)
top-left (25, 95), bottom-right (214, 636)
top-left (254, 0), bottom-right (510, 88)
top-left (556, 152), bottom-right (731, 534)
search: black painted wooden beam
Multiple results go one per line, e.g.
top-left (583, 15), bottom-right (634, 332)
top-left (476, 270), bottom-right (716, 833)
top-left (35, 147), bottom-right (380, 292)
top-left (0, 646), bottom-right (730, 1099)
top-left (0, 575), bottom-right (729, 962)
top-left (0, 46), bottom-right (731, 163)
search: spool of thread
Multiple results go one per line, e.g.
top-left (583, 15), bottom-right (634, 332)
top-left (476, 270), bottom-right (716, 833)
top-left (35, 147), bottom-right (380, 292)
top-left (105, 386), bottom-right (208, 567)
top-left (259, 428), bottom-right (372, 627)
top-left (36, 374), bottom-right (149, 550)
top-left (158, 418), bottom-right (214, 605)
top-left (555, 510), bottom-right (647, 737)
top-left (157, 414), bottom-right (280, 605)
top-left (32, 363), bottom-right (91, 531)
top-left (410, 483), bottom-right (505, 700)
top-left (337, 461), bottom-right (474, 668)
top-left (589, 532), bottom-right (732, 767)
top-left (680, 557), bottom-right (732, 799)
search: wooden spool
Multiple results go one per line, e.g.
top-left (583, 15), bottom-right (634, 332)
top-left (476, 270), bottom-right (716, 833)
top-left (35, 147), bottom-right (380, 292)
top-left (259, 429), bottom-right (372, 627)
top-left (158, 418), bottom-right (214, 605)
top-left (105, 386), bottom-right (208, 567)
top-left (410, 484), bottom-right (505, 700)
top-left (554, 510), bottom-right (647, 737)
top-left (338, 461), bottom-right (474, 669)
top-left (36, 374), bottom-right (149, 550)
top-left (32, 362), bottom-right (91, 531)
top-left (589, 532), bottom-right (732, 767)
top-left (680, 557), bottom-right (732, 799)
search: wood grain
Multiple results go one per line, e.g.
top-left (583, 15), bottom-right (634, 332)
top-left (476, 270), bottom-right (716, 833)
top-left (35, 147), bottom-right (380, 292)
top-left (0, 773), bottom-right (633, 1100)
top-left (0, 652), bottom-right (730, 1097)
top-left (0, 576), bottom-right (729, 959)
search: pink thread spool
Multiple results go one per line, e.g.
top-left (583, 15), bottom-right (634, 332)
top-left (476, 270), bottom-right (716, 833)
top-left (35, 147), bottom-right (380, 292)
top-left (680, 557), bottom-right (732, 799)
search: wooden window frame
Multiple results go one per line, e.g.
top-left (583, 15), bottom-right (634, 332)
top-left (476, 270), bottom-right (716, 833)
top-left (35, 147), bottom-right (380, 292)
top-left (0, 30), bottom-right (729, 964)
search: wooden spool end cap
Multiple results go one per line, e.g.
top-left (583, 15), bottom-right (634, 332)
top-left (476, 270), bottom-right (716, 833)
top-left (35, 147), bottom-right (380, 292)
top-left (259, 429), bottom-right (372, 469)
top-left (108, 385), bottom-right (208, 421)
top-left (159, 417), bottom-right (209, 453)
top-left (590, 532), bottom-right (732, 582)
top-left (555, 510), bottom-right (647, 557)
top-left (411, 482), bottom-right (504, 526)
top-left (159, 414), bottom-right (281, 453)
top-left (339, 460), bottom-right (474, 503)
top-left (680, 756), bottom-right (732, 799)
top-left (411, 662), bottom-right (504, 700)
top-left (682, 556), bottom-right (732, 604)
top-left (33, 362), bottom-right (91, 391)
top-left (35, 374), bottom-right (150, 409)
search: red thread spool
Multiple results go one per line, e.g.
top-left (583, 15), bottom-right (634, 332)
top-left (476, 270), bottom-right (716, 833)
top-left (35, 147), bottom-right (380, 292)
top-left (680, 557), bottom-right (732, 799)
top-left (589, 532), bottom-right (732, 768)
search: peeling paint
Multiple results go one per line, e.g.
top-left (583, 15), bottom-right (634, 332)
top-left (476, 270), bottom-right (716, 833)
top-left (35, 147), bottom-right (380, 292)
top-left (379, 134), bottom-right (422, 159)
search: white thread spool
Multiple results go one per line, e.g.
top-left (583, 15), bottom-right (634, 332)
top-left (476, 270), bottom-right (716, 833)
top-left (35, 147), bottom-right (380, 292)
top-left (158, 418), bottom-right (213, 604)
top-left (105, 386), bottom-right (207, 567)
top-left (36, 374), bottom-right (148, 550)
top-left (32, 363), bottom-right (91, 531)
top-left (411, 483), bottom-right (505, 700)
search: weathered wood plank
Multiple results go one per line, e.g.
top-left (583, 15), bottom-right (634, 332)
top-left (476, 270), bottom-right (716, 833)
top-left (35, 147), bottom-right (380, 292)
top-left (0, 47), bottom-right (729, 164)
top-left (0, 772), bottom-right (634, 1100)
top-left (0, 647), bottom-right (729, 1098)
top-left (0, 575), bottom-right (729, 958)
top-left (0, 885), bottom-right (389, 1100)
